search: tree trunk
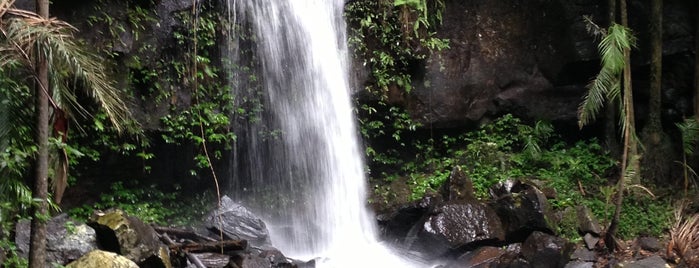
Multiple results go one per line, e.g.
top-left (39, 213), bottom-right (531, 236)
top-left (28, 0), bottom-right (50, 267)
top-left (606, 0), bottom-right (637, 252)
top-left (695, 2), bottom-right (699, 120)
top-left (604, 0), bottom-right (620, 158)
top-left (641, 0), bottom-right (672, 186)
top-left (647, 0), bottom-right (662, 131)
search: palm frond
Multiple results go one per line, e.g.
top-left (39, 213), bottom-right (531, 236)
top-left (1, 13), bottom-right (134, 132)
top-left (578, 23), bottom-right (635, 129)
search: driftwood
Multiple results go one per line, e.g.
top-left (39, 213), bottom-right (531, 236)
top-left (154, 226), bottom-right (247, 253)
top-left (156, 227), bottom-right (242, 268)
top-left (153, 226), bottom-right (217, 242)
top-left (175, 240), bottom-right (247, 253)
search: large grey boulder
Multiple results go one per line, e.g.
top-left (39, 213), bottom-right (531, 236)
top-left (204, 195), bottom-right (272, 247)
top-left (15, 214), bottom-right (98, 267)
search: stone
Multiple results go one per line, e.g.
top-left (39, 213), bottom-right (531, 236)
top-left (576, 206), bottom-right (602, 235)
top-left (564, 260), bottom-right (594, 268)
top-left (377, 194), bottom-right (438, 245)
top-left (88, 209), bottom-right (171, 268)
top-left (416, 201), bottom-right (505, 257)
top-left (204, 195), bottom-right (272, 247)
top-left (488, 180), bottom-right (557, 241)
top-left (583, 233), bottom-right (599, 250)
top-left (570, 247), bottom-right (596, 262)
top-left (439, 166), bottom-right (476, 202)
top-left (636, 236), bottom-right (661, 252)
top-left (521, 231), bottom-right (574, 268)
top-left (231, 253), bottom-right (273, 268)
top-left (15, 214), bottom-right (98, 267)
top-left (66, 250), bottom-right (139, 268)
top-left (617, 255), bottom-right (670, 268)
top-left (445, 246), bottom-right (506, 268)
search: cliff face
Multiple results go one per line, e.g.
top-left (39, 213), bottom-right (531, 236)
top-left (351, 0), bottom-right (696, 129)
top-left (16, 0), bottom-right (696, 131)
top-left (7, 0), bottom-right (696, 188)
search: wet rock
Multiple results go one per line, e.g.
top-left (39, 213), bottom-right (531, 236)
top-left (521, 231), bottom-right (574, 268)
top-left (88, 209), bottom-right (171, 268)
top-left (618, 255), bottom-right (670, 268)
top-left (583, 233), bottom-right (599, 250)
top-left (570, 247), bottom-right (596, 262)
top-left (417, 201), bottom-right (505, 257)
top-left (439, 166), bottom-right (476, 202)
top-left (564, 260), bottom-right (594, 268)
top-left (378, 194), bottom-right (440, 245)
top-left (445, 246), bottom-right (506, 268)
top-left (204, 195), bottom-right (272, 247)
top-left (15, 214), bottom-right (98, 267)
top-left (232, 253), bottom-right (273, 268)
top-left (489, 180), bottom-right (557, 241)
top-left (66, 250), bottom-right (138, 268)
top-left (636, 236), bottom-right (661, 252)
top-left (576, 206), bottom-right (601, 235)
top-left (189, 253), bottom-right (231, 268)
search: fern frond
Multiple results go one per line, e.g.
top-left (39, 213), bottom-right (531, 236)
top-left (677, 119), bottom-right (699, 156)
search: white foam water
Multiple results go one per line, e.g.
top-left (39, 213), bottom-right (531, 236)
top-left (225, 0), bottom-right (424, 267)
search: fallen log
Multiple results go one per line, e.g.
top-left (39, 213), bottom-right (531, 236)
top-left (153, 226), bottom-right (217, 242)
top-left (176, 240), bottom-right (247, 253)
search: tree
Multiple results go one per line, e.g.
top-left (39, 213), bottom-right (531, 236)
top-left (0, 1), bottom-right (133, 266)
top-left (695, 3), bottom-right (699, 120)
top-left (578, 0), bottom-right (638, 250)
top-left (640, 0), bottom-right (673, 186)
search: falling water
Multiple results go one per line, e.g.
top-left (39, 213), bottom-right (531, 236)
top-left (225, 0), bottom-right (420, 266)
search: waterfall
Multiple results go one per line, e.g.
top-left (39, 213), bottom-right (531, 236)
top-left (225, 0), bottom-right (420, 266)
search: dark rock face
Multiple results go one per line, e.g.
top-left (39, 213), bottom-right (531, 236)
top-left (488, 180), bottom-right (557, 241)
top-left (351, 0), bottom-right (695, 129)
top-left (403, 0), bottom-right (579, 127)
top-left (204, 195), bottom-right (272, 247)
top-left (15, 214), bottom-right (99, 267)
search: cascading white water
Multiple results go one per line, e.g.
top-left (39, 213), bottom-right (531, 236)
top-left (226, 0), bottom-right (421, 266)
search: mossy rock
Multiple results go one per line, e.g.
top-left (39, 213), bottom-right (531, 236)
top-left (67, 250), bottom-right (138, 268)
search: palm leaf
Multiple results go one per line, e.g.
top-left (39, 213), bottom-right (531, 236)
top-left (1, 10), bottom-right (134, 132)
top-left (578, 23), bottom-right (635, 128)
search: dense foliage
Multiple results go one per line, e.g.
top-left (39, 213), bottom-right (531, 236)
top-left (367, 114), bottom-right (673, 239)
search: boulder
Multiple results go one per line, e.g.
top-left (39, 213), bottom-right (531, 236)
top-left (617, 255), bottom-right (670, 268)
top-left (377, 193), bottom-right (440, 245)
top-left (439, 166), bottom-right (476, 202)
top-left (204, 195), bottom-right (272, 247)
top-left (576, 206), bottom-right (602, 236)
top-left (15, 214), bottom-right (98, 267)
top-left (88, 209), bottom-right (171, 268)
top-left (636, 236), bottom-right (662, 252)
top-left (66, 250), bottom-right (138, 268)
top-left (521, 231), bottom-right (574, 268)
top-left (416, 201), bottom-right (505, 257)
top-left (489, 180), bottom-right (557, 241)
top-left (445, 246), bottom-right (506, 268)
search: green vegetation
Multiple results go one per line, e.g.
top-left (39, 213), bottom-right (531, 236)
top-left (68, 181), bottom-right (215, 226)
top-left (367, 114), bottom-right (673, 239)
